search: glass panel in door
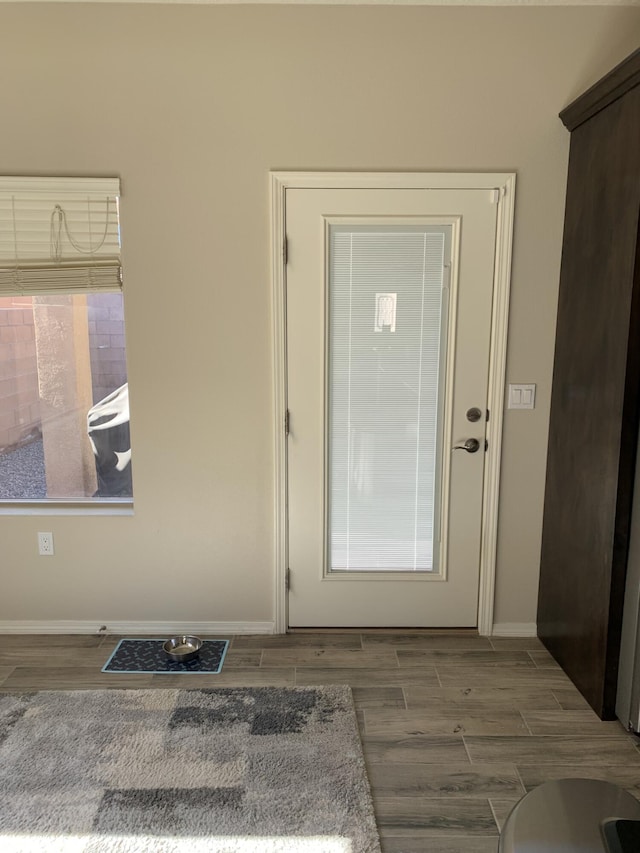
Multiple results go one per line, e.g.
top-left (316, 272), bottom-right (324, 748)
top-left (328, 225), bottom-right (450, 573)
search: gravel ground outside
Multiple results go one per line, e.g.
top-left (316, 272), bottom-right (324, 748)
top-left (0, 439), bottom-right (46, 499)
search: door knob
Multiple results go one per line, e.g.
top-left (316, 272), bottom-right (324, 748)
top-left (453, 438), bottom-right (480, 453)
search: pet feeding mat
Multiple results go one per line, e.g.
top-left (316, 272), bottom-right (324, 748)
top-left (102, 638), bottom-right (229, 674)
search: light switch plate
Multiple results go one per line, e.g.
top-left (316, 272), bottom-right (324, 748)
top-left (508, 383), bottom-right (536, 410)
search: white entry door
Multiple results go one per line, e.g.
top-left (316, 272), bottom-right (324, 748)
top-left (285, 184), bottom-right (501, 627)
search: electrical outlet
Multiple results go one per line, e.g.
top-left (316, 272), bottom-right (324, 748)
top-left (37, 532), bottom-right (54, 556)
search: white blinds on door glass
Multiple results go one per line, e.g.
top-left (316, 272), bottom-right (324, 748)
top-left (329, 225), bottom-right (449, 572)
top-left (0, 177), bottom-right (121, 295)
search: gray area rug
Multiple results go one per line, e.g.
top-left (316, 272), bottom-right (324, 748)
top-left (0, 686), bottom-right (381, 853)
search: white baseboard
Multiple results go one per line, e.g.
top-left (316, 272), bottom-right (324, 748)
top-left (0, 621), bottom-right (276, 636)
top-left (0, 620), bottom-right (537, 638)
top-left (491, 622), bottom-right (538, 637)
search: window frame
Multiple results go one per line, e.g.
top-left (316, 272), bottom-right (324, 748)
top-left (0, 176), bottom-right (133, 514)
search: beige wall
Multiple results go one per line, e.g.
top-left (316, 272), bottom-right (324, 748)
top-left (1, 4), bottom-right (639, 629)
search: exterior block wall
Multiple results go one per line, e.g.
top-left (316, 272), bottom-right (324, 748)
top-left (87, 293), bottom-right (127, 404)
top-left (0, 296), bottom-right (41, 452)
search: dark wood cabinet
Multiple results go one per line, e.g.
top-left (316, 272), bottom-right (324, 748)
top-left (538, 49), bottom-right (640, 720)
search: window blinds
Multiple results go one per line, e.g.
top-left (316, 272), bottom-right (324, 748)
top-left (0, 177), bottom-right (121, 295)
top-left (328, 225), bottom-right (449, 573)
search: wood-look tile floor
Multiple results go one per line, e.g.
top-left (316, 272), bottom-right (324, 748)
top-left (1, 630), bottom-right (639, 852)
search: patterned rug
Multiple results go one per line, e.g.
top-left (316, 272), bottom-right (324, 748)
top-left (102, 638), bottom-right (229, 674)
top-left (0, 686), bottom-right (381, 853)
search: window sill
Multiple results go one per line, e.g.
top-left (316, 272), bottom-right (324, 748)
top-left (0, 500), bottom-right (134, 516)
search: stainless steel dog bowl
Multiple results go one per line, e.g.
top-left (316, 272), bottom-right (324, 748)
top-left (163, 635), bottom-right (203, 662)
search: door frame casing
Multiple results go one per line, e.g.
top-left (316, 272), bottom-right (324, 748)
top-left (270, 172), bottom-right (516, 635)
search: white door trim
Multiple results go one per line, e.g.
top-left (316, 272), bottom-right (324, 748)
top-left (270, 171), bottom-right (516, 635)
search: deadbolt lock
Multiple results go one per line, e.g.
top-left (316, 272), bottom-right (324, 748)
top-left (466, 407), bottom-right (482, 423)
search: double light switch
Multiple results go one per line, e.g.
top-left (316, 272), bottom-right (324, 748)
top-left (508, 384), bottom-right (536, 409)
